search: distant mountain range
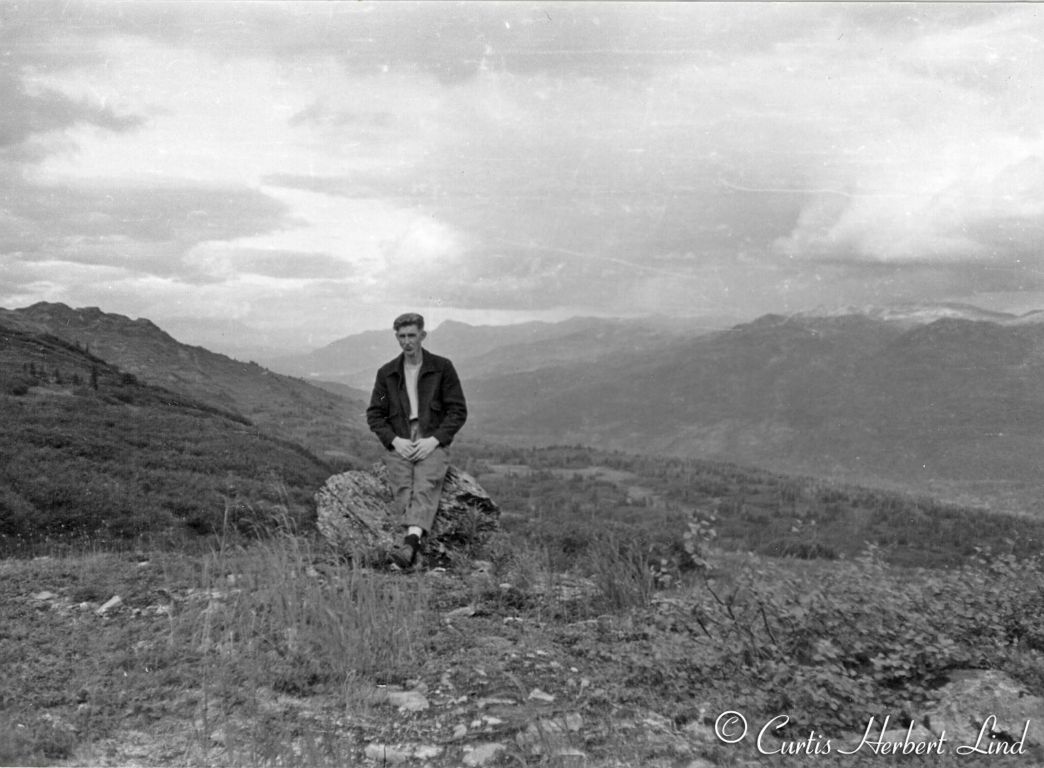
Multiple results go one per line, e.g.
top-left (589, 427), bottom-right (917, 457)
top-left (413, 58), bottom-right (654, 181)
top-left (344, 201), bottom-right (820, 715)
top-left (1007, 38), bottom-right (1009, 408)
top-left (793, 301), bottom-right (1024, 326)
top-left (5, 300), bottom-right (1044, 521)
top-left (464, 308), bottom-right (1044, 515)
top-left (259, 300), bottom-right (1044, 514)
top-left (262, 315), bottom-right (736, 388)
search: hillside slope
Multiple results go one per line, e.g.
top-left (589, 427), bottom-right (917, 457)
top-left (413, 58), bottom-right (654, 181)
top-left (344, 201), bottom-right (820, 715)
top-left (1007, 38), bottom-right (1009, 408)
top-left (0, 303), bottom-right (376, 466)
top-left (0, 324), bottom-right (333, 548)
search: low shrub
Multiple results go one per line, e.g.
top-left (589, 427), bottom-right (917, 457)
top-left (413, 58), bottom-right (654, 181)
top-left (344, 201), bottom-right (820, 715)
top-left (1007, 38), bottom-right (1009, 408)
top-left (672, 547), bottom-right (1044, 733)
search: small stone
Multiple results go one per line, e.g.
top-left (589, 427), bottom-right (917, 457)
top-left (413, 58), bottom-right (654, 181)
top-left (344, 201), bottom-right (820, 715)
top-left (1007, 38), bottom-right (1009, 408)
top-left (96, 595), bottom-right (123, 615)
top-left (517, 719), bottom-right (569, 755)
top-left (682, 721), bottom-right (719, 745)
top-left (477, 696), bottom-right (516, 708)
top-left (386, 689), bottom-right (429, 713)
top-left (413, 744), bottom-right (442, 759)
top-left (364, 743), bottom-right (409, 764)
top-left (642, 711), bottom-right (673, 731)
top-left (553, 747), bottom-right (588, 764)
top-left (446, 604), bottom-right (477, 620)
top-left (564, 712), bottom-right (583, 731)
top-left (684, 759), bottom-right (716, 768)
top-left (881, 722), bottom-right (936, 745)
top-left (31, 591), bottom-right (57, 601)
top-left (462, 742), bottom-right (507, 767)
top-left (452, 724), bottom-right (468, 739)
top-left (528, 688), bottom-right (556, 703)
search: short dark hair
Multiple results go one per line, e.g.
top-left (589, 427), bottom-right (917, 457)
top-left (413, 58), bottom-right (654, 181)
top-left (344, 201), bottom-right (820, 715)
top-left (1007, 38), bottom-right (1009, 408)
top-left (393, 312), bottom-right (425, 331)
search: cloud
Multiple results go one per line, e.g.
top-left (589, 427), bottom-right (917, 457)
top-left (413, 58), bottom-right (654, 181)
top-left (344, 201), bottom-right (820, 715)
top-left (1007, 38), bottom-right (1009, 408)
top-left (3, 2), bottom-right (1044, 341)
top-left (0, 80), bottom-right (143, 149)
top-left (222, 250), bottom-right (356, 280)
top-left (751, 5), bottom-right (1044, 274)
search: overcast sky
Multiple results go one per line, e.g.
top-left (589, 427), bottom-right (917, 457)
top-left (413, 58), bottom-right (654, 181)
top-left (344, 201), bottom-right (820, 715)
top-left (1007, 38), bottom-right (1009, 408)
top-left (2, 1), bottom-right (1044, 350)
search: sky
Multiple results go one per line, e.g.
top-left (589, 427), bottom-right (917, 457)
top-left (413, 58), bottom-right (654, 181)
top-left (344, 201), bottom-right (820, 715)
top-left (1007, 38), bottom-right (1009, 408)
top-left (2, 1), bottom-right (1044, 353)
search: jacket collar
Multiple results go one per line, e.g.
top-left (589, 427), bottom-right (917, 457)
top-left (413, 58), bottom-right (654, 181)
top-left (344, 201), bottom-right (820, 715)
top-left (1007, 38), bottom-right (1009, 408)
top-left (391, 350), bottom-right (436, 378)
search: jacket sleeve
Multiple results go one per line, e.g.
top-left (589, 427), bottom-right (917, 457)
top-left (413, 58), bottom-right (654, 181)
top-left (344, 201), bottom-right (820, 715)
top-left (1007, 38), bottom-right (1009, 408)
top-left (365, 370), bottom-right (398, 450)
top-left (432, 360), bottom-right (467, 447)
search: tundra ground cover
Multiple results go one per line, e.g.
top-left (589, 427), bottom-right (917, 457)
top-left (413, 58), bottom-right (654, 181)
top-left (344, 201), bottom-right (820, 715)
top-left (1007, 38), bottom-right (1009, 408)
top-left (2, 521), bottom-right (1043, 767)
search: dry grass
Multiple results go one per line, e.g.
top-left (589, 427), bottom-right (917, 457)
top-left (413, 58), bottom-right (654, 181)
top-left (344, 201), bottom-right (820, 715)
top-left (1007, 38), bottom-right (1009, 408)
top-left (3, 523), bottom-right (1043, 767)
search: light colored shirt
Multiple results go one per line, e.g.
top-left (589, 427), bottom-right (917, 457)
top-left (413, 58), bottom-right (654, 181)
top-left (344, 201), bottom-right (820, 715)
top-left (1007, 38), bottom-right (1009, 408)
top-left (404, 358), bottom-right (421, 420)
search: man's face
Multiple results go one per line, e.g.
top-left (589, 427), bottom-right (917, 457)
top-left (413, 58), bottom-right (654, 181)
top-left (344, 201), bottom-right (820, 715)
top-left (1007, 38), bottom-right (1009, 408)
top-left (396, 324), bottom-right (426, 356)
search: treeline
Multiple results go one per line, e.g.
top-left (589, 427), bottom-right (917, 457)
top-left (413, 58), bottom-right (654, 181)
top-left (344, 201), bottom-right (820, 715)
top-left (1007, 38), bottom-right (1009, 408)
top-left (457, 442), bottom-right (1044, 568)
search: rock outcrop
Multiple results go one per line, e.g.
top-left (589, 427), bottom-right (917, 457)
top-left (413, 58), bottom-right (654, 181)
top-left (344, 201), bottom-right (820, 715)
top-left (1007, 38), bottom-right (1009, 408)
top-left (922, 668), bottom-right (1044, 749)
top-left (315, 463), bottom-right (499, 566)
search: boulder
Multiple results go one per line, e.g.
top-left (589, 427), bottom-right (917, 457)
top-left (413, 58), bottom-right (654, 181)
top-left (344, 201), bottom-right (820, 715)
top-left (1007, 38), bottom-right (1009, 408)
top-left (922, 669), bottom-right (1044, 748)
top-left (315, 463), bottom-right (499, 566)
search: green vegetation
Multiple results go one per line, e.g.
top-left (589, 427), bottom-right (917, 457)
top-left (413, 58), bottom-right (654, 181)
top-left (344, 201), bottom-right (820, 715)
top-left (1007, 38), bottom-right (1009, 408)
top-left (0, 329), bottom-right (332, 553)
top-left (660, 548), bottom-right (1044, 733)
top-left (2, 512), bottom-right (1042, 766)
top-left (460, 443), bottom-right (1044, 570)
top-left (0, 528), bottom-right (440, 766)
top-left (0, 305), bottom-right (379, 470)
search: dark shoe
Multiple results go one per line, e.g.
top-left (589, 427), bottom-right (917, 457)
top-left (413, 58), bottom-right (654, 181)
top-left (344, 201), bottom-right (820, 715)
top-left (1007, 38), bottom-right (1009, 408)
top-left (389, 534), bottom-right (421, 570)
top-left (404, 533), bottom-right (421, 566)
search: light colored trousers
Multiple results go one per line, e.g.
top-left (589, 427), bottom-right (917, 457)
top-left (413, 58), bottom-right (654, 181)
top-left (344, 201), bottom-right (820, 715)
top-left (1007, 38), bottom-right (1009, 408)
top-left (383, 447), bottom-right (448, 532)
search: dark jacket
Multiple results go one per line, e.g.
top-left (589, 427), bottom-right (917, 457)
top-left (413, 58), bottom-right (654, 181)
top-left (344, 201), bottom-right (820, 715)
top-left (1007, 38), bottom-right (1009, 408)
top-left (366, 350), bottom-right (467, 450)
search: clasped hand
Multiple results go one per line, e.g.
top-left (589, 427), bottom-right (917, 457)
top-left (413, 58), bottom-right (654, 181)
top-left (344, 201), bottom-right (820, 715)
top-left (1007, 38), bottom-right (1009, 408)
top-left (392, 436), bottom-right (440, 462)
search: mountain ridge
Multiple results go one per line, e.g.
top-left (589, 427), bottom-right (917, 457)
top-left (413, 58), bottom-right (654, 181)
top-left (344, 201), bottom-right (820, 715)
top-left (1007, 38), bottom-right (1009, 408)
top-left (465, 311), bottom-right (1044, 515)
top-left (0, 302), bottom-right (376, 466)
top-left (0, 322), bottom-right (333, 544)
top-left (263, 314), bottom-right (734, 387)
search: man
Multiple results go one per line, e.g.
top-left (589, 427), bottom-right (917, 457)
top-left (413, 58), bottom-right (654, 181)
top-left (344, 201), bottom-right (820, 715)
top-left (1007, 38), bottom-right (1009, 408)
top-left (366, 312), bottom-right (467, 568)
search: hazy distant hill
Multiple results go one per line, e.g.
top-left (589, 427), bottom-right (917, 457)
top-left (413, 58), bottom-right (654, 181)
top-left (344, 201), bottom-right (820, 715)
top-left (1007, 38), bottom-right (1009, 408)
top-left (467, 311), bottom-right (1044, 515)
top-left (0, 323), bottom-right (333, 547)
top-left (0, 303), bottom-right (376, 466)
top-left (795, 301), bottom-right (1020, 327)
top-left (152, 314), bottom-right (304, 362)
top-left (264, 315), bottom-right (731, 388)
